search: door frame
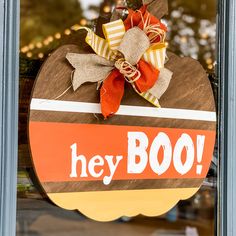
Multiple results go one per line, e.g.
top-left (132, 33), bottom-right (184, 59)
top-left (0, 0), bottom-right (19, 235)
top-left (0, 0), bottom-right (236, 235)
top-left (218, 1), bottom-right (236, 235)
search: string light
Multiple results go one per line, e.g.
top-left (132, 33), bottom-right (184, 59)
top-left (21, 46), bottom-right (29, 53)
top-left (208, 64), bottom-right (213, 70)
top-left (206, 58), bottom-right (212, 65)
top-left (71, 24), bottom-right (81, 31)
top-left (103, 5), bottom-right (111, 13)
top-left (180, 36), bottom-right (187, 43)
top-left (54, 33), bottom-right (61, 39)
top-left (29, 44), bottom-right (35, 50)
top-left (36, 42), bottom-right (43, 48)
top-left (80, 19), bottom-right (87, 26)
top-left (200, 33), bottom-right (208, 39)
top-left (38, 53), bottom-right (44, 59)
top-left (43, 39), bottom-right (50, 46)
top-left (64, 29), bottom-right (71, 35)
top-left (26, 52), bottom-right (32, 58)
top-left (21, 21), bottom-right (90, 58)
top-left (47, 36), bottom-right (54, 42)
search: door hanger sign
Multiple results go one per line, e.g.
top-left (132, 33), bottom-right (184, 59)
top-left (28, 5), bottom-right (216, 221)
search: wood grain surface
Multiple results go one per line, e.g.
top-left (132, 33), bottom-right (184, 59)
top-left (42, 178), bottom-right (204, 193)
top-left (30, 44), bottom-right (216, 131)
top-left (144, 0), bottom-right (169, 19)
top-left (28, 43), bottom-right (216, 194)
top-left (26, 2), bottom-right (217, 220)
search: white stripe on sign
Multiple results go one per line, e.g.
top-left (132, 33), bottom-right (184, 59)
top-left (30, 99), bottom-right (217, 122)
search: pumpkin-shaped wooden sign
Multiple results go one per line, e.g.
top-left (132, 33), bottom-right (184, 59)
top-left (28, 4), bottom-right (216, 221)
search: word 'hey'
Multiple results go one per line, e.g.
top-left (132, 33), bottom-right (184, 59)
top-left (69, 132), bottom-right (205, 185)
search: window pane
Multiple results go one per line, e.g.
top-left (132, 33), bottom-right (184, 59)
top-left (18, 1), bottom-right (217, 235)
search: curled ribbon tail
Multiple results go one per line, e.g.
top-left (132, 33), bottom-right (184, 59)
top-left (65, 8), bottom-right (172, 118)
top-left (100, 70), bottom-right (125, 118)
top-left (124, 6), bottom-right (147, 30)
top-left (134, 59), bottom-right (159, 92)
top-left (148, 67), bottom-right (173, 99)
top-left (137, 67), bottom-right (172, 108)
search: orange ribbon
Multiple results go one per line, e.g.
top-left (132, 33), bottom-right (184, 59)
top-left (100, 6), bottom-right (167, 118)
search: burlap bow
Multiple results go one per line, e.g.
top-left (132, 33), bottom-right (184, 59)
top-left (66, 6), bottom-right (173, 118)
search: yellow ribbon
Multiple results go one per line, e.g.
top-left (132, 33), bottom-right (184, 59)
top-left (78, 20), bottom-right (169, 107)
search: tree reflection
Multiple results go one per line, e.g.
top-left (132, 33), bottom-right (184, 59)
top-left (165, 0), bottom-right (216, 70)
top-left (20, 0), bottom-right (216, 71)
top-left (18, 1), bottom-right (217, 227)
top-left (20, 0), bottom-right (84, 46)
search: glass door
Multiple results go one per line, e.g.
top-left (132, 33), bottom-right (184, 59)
top-left (17, 0), bottom-right (218, 235)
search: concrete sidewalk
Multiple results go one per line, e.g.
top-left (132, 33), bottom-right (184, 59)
top-left (16, 198), bottom-right (213, 236)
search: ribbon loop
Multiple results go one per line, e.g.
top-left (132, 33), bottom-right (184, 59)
top-left (143, 43), bottom-right (167, 69)
top-left (102, 19), bottom-right (126, 50)
top-left (115, 59), bottom-right (141, 83)
top-left (84, 28), bottom-right (112, 60)
top-left (118, 27), bottom-right (150, 65)
top-left (148, 67), bottom-right (173, 99)
top-left (66, 7), bottom-right (172, 118)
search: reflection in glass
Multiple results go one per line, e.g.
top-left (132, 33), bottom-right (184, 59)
top-left (18, 1), bottom-right (217, 235)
